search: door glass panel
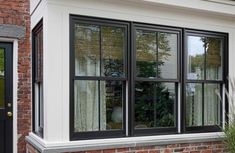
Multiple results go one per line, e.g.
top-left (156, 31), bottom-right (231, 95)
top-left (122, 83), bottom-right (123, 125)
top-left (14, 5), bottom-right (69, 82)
top-left (187, 36), bottom-right (205, 80)
top-left (206, 38), bottom-right (222, 80)
top-left (0, 48), bottom-right (4, 108)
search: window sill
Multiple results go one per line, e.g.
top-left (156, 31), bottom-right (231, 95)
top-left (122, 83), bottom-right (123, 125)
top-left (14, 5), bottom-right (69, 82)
top-left (26, 132), bottom-right (225, 153)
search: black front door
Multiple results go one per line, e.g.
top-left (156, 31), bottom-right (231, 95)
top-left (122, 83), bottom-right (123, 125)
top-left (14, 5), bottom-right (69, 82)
top-left (0, 43), bottom-right (13, 153)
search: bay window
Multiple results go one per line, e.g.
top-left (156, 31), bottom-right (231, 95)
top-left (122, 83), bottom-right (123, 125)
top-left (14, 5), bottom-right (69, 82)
top-left (70, 15), bottom-right (228, 140)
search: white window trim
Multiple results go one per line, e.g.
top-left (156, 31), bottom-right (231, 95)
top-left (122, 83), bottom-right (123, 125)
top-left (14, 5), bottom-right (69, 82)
top-left (27, 132), bottom-right (225, 153)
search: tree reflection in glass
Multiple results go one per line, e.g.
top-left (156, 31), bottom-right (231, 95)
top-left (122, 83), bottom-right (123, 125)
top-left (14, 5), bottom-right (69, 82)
top-left (135, 82), bottom-right (175, 128)
top-left (102, 26), bottom-right (125, 77)
top-left (136, 30), bottom-right (177, 79)
top-left (206, 38), bottom-right (222, 80)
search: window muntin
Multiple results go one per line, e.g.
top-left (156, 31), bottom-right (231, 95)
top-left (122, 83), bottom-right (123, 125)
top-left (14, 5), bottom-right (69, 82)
top-left (72, 19), bottom-right (128, 139)
top-left (32, 20), bottom-right (44, 137)
top-left (70, 16), bottom-right (228, 140)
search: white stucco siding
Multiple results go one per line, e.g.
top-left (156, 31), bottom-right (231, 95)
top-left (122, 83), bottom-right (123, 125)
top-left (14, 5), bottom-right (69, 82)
top-left (30, 0), bottom-right (235, 144)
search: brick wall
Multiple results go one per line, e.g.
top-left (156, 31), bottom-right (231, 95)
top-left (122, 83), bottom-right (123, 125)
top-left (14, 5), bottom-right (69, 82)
top-left (26, 141), bottom-right (227, 153)
top-left (0, 0), bottom-right (31, 153)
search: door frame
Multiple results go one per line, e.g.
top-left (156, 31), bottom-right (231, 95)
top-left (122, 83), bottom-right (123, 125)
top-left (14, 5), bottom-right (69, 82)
top-left (0, 38), bottom-right (18, 153)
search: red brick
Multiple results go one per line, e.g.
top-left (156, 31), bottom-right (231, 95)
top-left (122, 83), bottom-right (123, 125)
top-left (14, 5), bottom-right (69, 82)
top-left (85, 150), bottom-right (102, 153)
top-left (103, 149), bottom-right (116, 153)
top-left (149, 150), bottom-right (160, 153)
top-left (201, 150), bottom-right (212, 153)
top-left (164, 149), bottom-right (172, 153)
top-left (116, 148), bottom-right (129, 152)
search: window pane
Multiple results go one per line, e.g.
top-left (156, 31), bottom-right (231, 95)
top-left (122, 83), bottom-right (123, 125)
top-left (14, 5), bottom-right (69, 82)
top-left (0, 48), bottom-right (4, 108)
top-left (74, 24), bottom-right (100, 76)
top-left (136, 30), bottom-right (157, 78)
top-left (101, 27), bottom-right (125, 77)
top-left (158, 33), bottom-right (178, 79)
top-left (206, 38), bottom-right (222, 80)
top-left (204, 84), bottom-right (221, 125)
top-left (74, 80), bottom-right (124, 132)
top-left (100, 81), bottom-right (124, 130)
top-left (35, 29), bottom-right (43, 82)
top-left (187, 36), bottom-right (205, 80)
top-left (74, 80), bottom-right (99, 132)
top-left (186, 83), bottom-right (202, 126)
top-left (135, 82), bottom-right (176, 129)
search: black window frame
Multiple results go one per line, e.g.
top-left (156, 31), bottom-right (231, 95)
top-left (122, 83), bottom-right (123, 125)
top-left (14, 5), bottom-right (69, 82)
top-left (32, 19), bottom-right (44, 137)
top-left (132, 23), bottom-right (182, 136)
top-left (70, 15), bottom-right (130, 140)
top-left (182, 29), bottom-right (228, 133)
top-left (70, 15), bottom-right (228, 140)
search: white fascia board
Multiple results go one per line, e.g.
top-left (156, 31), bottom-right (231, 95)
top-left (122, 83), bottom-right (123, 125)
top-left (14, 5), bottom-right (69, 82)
top-left (124, 0), bottom-right (235, 17)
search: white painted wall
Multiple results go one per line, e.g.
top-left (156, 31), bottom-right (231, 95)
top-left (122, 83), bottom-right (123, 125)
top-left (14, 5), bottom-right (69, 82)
top-left (30, 0), bottom-right (235, 144)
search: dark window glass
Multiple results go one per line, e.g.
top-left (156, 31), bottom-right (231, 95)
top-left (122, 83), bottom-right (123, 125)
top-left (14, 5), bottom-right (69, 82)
top-left (0, 48), bottom-right (4, 108)
top-left (135, 82), bottom-right (176, 128)
top-left (136, 30), bottom-right (157, 78)
top-left (102, 26), bottom-right (125, 77)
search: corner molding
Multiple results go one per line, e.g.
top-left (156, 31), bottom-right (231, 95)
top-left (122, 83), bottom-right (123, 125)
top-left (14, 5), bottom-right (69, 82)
top-left (0, 24), bottom-right (25, 39)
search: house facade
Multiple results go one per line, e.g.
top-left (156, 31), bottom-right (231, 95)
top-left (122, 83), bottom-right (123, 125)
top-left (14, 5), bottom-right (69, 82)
top-left (25, 0), bottom-right (235, 152)
top-left (1, 0), bottom-right (235, 153)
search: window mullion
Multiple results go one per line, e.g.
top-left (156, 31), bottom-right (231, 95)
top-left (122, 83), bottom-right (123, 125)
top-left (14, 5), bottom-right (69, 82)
top-left (99, 26), bottom-right (102, 131)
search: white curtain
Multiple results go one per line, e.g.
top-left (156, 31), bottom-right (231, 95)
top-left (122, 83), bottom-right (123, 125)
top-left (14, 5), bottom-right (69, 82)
top-left (74, 56), bottom-right (106, 132)
top-left (74, 23), bottom-right (107, 132)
